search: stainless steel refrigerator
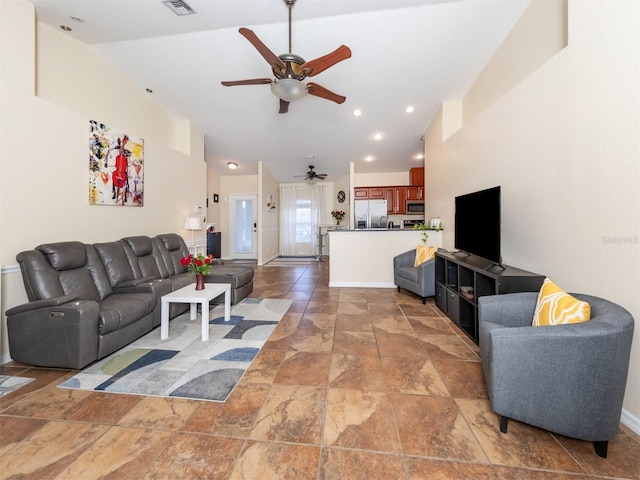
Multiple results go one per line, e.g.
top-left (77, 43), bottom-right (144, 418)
top-left (355, 199), bottom-right (388, 229)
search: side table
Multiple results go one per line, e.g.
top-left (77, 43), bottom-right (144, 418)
top-left (160, 283), bottom-right (231, 341)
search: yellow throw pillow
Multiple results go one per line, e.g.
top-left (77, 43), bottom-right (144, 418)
top-left (414, 245), bottom-right (437, 267)
top-left (532, 278), bottom-right (591, 326)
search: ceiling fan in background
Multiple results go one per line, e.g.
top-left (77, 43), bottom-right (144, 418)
top-left (221, 0), bottom-right (352, 114)
top-left (294, 165), bottom-right (327, 184)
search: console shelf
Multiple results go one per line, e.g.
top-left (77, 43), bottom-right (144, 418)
top-left (435, 250), bottom-right (544, 343)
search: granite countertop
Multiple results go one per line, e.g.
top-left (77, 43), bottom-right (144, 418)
top-left (330, 228), bottom-right (443, 232)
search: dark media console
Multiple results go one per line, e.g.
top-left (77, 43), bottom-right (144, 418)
top-left (435, 250), bottom-right (544, 344)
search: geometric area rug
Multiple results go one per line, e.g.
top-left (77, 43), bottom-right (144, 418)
top-left (59, 298), bottom-right (292, 402)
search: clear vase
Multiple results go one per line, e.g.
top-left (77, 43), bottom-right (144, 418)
top-left (195, 273), bottom-right (205, 290)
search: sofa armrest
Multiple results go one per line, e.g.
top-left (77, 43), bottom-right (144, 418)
top-left (416, 258), bottom-right (435, 284)
top-left (7, 299), bottom-right (101, 369)
top-left (5, 294), bottom-right (78, 317)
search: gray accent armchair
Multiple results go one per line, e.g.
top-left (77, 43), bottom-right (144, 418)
top-left (478, 292), bottom-right (634, 458)
top-left (393, 249), bottom-right (436, 304)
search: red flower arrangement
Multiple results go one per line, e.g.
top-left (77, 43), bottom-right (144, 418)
top-left (180, 253), bottom-right (215, 276)
top-left (331, 210), bottom-right (346, 222)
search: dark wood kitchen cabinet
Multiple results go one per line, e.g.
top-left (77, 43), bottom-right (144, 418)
top-left (407, 186), bottom-right (424, 200)
top-left (410, 167), bottom-right (424, 186)
top-left (354, 188), bottom-right (369, 199)
top-left (354, 187), bottom-right (385, 199)
top-left (394, 187), bottom-right (407, 214)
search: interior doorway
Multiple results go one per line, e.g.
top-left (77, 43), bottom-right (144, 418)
top-left (229, 193), bottom-right (257, 259)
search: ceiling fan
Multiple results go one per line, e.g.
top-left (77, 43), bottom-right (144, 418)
top-left (294, 165), bottom-right (327, 184)
top-left (221, 0), bottom-right (352, 114)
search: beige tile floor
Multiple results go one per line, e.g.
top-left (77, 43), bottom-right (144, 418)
top-left (1, 261), bottom-right (639, 479)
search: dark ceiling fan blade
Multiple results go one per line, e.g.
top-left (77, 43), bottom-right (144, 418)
top-left (221, 78), bottom-right (273, 87)
top-left (316, 174), bottom-right (327, 179)
top-left (239, 27), bottom-right (286, 71)
top-left (301, 45), bottom-right (352, 77)
top-left (307, 82), bottom-right (346, 104)
top-left (279, 99), bottom-right (290, 114)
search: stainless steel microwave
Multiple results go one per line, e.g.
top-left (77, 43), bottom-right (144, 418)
top-left (406, 200), bottom-right (425, 214)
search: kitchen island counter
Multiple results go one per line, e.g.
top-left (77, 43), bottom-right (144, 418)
top-left (328, 229), bottom-right (443, 287)
top-left (332, 228), bottom-right (442, 232)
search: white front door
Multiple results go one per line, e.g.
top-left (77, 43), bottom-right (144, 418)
top-left (229, 193), bottom-right (257, 259)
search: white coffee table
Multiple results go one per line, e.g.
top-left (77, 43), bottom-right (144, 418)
top-left (160, 283), bottom-right (231, 341)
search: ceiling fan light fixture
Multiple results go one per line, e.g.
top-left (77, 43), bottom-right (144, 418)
top-left (305, 176), bottom-right (318, 185)
top-left (271, 79), bottom-right (308, 102)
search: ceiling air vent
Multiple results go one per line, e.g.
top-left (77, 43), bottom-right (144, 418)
top-left (162, 0), bottom-right (196, 16)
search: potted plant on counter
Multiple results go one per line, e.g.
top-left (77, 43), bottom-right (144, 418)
top-left (413, 223), bottom-right (429, 244)
top-left (331, 209), bottom-right (346, 225)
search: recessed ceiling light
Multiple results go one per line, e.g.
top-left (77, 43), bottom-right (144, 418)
top-left (60, 25), bottom-right (72, 31)
top-left (69, 16), bottom-right (84, 23)
top-left (405, 106), bottom-right (415, 113)
top-left (415, 153), bottom-right (424, 160)
top-left (372, 132), bottom-right (384, 141)
top-left (227, 162), bottom-right (238, 170)
top-left (305, 154), bottom-right (315, 159)
top-left (365, 155), bottom-right (374, 162)
top-left (145, 88), bottom-right (153, 94)
top-left (353, 109), bottom-right (362, 117)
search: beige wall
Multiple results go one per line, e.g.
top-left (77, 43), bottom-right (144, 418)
top-left (463, 0), bottom-right (568, 124)
top-left (424, 0), bottom-right (639, 427)
top-left (354, 171), bottom-right (410, 187)
top-left (0, 1), bottom-right (206, 362)
top-left (259, 162), bottom-right (280, 265)
top-left (332, 175), bottom-right (351, 222)
top-left (206, 165), bottom-right (222, 232)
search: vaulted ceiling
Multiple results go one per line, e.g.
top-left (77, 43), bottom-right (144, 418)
top-left (29, 0), bottom-right (529, 182)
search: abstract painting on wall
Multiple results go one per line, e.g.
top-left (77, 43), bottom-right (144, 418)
top-left (89, 120), bottom-right (144, 206)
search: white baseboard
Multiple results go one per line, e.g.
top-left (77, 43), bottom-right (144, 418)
top-left (328, 281), bottom-right (396, 288)
top-left (621, 408), bottom-right (640, 436)
top-left (259, 254), bottom-right (279, 266)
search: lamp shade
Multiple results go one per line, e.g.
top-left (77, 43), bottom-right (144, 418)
top-left (271, 79), bottom-right (308, 102)
top-left (183, 217), bottom-right (202, 230)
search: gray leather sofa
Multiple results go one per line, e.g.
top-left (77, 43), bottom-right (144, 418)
top-left (152, 233), bottom-right (255, 306)
top-left (6, 233), bottom-right (254, 369)
top-left (478, 292), bottom-right (634, 458)
top-left (393, 249), bottom-right (436, 304)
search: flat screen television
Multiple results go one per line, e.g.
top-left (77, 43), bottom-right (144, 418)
top-left (454, 186), bottom-right (501, 264)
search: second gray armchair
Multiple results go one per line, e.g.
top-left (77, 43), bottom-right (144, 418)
top-left (393, 249), bottom-right (436, 304)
